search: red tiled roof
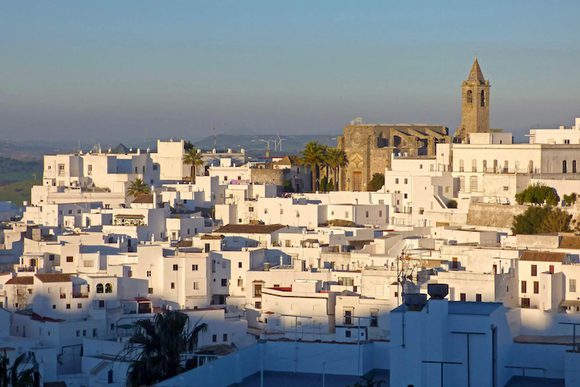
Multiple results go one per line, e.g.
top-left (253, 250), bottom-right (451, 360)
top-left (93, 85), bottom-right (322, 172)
top-left (132, 194), bottom-right (153, 204)
top-left (35, 274), bottom-right (72, 283)
top-left (6, 276), bottom-right (33, 285)
top-left (215, 224), bottom-right (286, 234)
top-left (520, 251), bottom-right (566, 263)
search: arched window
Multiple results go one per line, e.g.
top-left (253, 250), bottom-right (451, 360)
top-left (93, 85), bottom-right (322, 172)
top-left (96, 283), bottom-right (104, 294)
top-left (466, 90), bottom-right (473, 104)
top-left (481, 90), bottom-right (486, 107)
top-left (105, 283), bottom-right (113, 293)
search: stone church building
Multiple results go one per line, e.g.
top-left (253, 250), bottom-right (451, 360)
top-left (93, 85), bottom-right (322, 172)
top-left (337, 58), bottom-right (490, 191)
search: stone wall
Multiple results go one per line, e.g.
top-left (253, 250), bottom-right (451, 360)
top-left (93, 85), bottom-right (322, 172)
top-left (467, 203), bottom-right (528, 229)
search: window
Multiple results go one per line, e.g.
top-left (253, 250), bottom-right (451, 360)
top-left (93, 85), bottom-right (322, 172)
top-left (573, 160), bottom-right (577, 173)
top-left (466, 89), bottom-right (473, 104)
top-left (66, 256), bottom-right (74, 263)
top-left (238, 262), bottom-right (242, 269)
top-left (77, 303), bottom-right (82, 309)
top-left (254, 284), bottom-right (262, 297)
top-left (83, 329), bottom-right (87, 336)
top-left (238, 279), bottom-right (243, 287)
top-left (549, 265), bottom-right (554, 274)
top-left (96, 283), bottom-right (104, 293)
top-left (221, 279), bottom-right (227, 287)
top-left (193, 282), bottom-right (199, 290)
top-left (255, 301), bottom-right (262, 309)
top-left (76, 330), bottom-right (80, 337)
top-left (248, 207), bottom-right (254, 212)
top-left (146, 271), bottom-right (151, 277)
top-left (99, 300), bottom-right (105, 308)
top-left (395, 178), bottom-right (399, 184)
top-left (93, 329), bottom-right (97, 337)
top-left (531, 265), bottom-right (537, 277)
top-left (521, 281), bottom-right (527, 293)
top-left (370, 310), bottom-right (378, 327)
top-left (533, 281), bottom-right (539, 294)
top-left (365, 211), bottom-right (369, 218)
top-left (212, 334), bottom-right (217, 343)
top-left (263, 209), bottom-right (268, 214)
top-left (192, 264), bottom-right (198, 271)
top-left (344, 309), bottom-right (353, 325)
top-left (66, 304), bottom-right (71, 309)
top-left (475, 294), bottom-right (482, 302)
top-left (404, 178), bottom-right (408, 184)
top-left (460, 293), bottom-right (466, 301)
top-left (223, 334), bottom-right (228, 342)
top-left (470, 176), bottom-right (478, 192)
top-left (105, 283), bottom-right (113, 293)
top-left (345, 331), bottom-right (352, 338)
top-left (148, 287), bottom-right (153, 294)
top-left (521, 298), bottom-right (530, 308)
top-left (459, 176), bottom-right (465, 191)
top-left (173, 264), bottom-right (179, 271)
top-left (52, 305), bottom-right (56, 309)
top-left (171, 282), bottom-right (175, 289)
top-left (472, 159), bottom-right (477, 172)
top-left (459, 159), bottom-right (464, 172)
top-left (49, 254), bottom-right (55, 261)
top-left (570, 279), bottom-right (577, 292)
top-left (563, 160), bottom-right (568, 174)
top-left (480, 90), bottom-right (486, 107)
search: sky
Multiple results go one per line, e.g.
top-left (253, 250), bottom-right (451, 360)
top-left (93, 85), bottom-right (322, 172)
top-left (1, 1), bottom-right (580, 144)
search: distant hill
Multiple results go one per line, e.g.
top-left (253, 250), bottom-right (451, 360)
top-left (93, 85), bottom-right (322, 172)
top-left (194, 134), bottom-right (339, 154)
top-left (0, 157), bottom-right (42, 205)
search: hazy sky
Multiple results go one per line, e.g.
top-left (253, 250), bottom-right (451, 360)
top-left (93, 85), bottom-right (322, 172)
top-left (1, 1), bottom-right (580, 143)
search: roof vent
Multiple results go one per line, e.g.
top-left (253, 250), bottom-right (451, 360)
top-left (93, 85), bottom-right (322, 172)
top-left (403, 293), bottom-right (427, 311)
top-left (428, 284), bottom-right (449, 300)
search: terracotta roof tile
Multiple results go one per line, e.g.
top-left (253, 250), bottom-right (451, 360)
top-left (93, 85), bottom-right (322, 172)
top-left (214, 224), bottom-right (286, 234)
top-left (132, 194), bottom-right (153, 204)
top-left (6, 276), bottom-right (34, 285)
top-left (520, 250), bottom-right (566, 263)
top-left (35, 274), bottom-right (72, 283)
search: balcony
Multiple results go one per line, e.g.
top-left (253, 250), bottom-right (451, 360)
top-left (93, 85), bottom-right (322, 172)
top-left (17, 266), bottom-right (36, 273)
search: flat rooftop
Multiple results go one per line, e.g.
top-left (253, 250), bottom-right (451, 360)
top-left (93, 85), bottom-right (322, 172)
top-left (234, 370), bottom-right (389, 387)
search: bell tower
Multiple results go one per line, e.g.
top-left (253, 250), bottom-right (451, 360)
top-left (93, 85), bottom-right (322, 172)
top-left (456, 58), bottom-right (490, 142)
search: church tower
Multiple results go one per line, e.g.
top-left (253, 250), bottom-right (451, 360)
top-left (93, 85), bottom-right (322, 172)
top-left (456, 58), bottom-right (490, 142)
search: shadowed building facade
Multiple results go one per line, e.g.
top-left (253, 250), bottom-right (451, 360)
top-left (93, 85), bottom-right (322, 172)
top-left (337, 123), bottom-right (449, 191)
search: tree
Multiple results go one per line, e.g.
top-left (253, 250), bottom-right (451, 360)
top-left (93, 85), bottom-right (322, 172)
top-left (184, 140), bottom-right (195, 152)
top-left (515, 184), bottom-right (560, 206)
top-left (183, 148), bottom-right (204, 184)
top-left (0, 350), bottom-right (41, 387)
top-left (301, 141), bottom-right (326, 192)
top-left (367, 173), bottom-right (385, 191)
top-left (124, 311), bottom-right (208, 387)
top-left (325, 147), bottom-right (348, 190)
top-left (563, 192), bottom-right (577, 206)
top-left (127, 178), bottom-right (150, 197)
top-left (512, 206), bottom-right (571, 234)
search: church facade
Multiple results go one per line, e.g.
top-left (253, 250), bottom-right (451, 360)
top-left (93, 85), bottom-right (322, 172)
top-left (337, 58), bottom-right (490, 191)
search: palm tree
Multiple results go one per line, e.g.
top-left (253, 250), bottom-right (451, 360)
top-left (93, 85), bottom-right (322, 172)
top-left (326, 147), bottom-right (348, 191)
top-left (0, 350), bottom-right (41, 387)
top-left (301, 141), bottom-right (326, 192)
top-left (183, 148), bottom-right (204, 184)
top-left (124, 311), bottom-right (208, 387)
top-left (127, 178), bottom-right (150, 197)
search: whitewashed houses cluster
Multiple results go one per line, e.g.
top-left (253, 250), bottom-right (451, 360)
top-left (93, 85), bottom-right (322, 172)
top-left (0, 119), bottom-right (580, 386)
